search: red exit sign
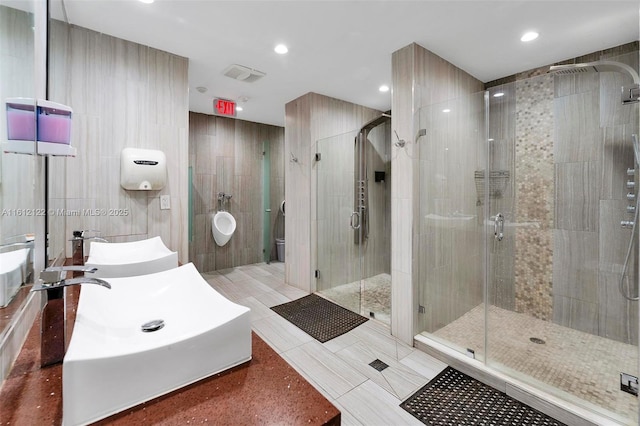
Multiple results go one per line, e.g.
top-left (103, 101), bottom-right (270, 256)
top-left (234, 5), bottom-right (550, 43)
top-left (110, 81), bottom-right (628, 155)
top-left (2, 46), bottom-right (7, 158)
top-left (213, 98), bottom-right (236, 117)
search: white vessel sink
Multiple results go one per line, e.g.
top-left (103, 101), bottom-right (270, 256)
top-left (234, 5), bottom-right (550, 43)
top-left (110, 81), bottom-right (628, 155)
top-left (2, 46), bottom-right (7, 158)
top-left (85, 236), bottom-right (178, 278)
top-left (0, 248), bottom-right (30, 307)
top-left (62, 263), bottom-right (251, 426)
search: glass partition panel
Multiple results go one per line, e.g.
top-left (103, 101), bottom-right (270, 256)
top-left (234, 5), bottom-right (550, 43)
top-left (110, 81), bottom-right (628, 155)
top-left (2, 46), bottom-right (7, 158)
top-left (416, 91), bottom-right (487, 359)
top-left (316, 130), bottom-right (362, 314)
top-left (361, 120), bottom-right (391, 323)
top-left (417, 48), bottom-right (640, 424)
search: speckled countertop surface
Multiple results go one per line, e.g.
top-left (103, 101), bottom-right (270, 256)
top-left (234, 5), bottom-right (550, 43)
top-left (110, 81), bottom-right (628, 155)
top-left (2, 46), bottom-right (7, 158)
top-left (0, 286), bottom-right (340, 425)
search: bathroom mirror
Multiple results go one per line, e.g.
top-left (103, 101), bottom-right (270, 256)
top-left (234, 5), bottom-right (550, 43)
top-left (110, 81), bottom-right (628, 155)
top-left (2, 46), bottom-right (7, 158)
top-left (0, 0), bottom-right (38, 342)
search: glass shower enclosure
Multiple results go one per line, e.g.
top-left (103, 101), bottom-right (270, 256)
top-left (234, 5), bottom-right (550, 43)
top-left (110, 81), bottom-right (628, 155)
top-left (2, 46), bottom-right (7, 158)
top-left (316, 116), bottom-right (392, 324)
top-left (416, 50), bottom-right (639, 424)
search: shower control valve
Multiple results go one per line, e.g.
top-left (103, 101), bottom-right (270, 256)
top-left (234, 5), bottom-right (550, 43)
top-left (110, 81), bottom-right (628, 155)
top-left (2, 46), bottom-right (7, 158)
top-left (628, 168), bottom-right (636, 176)
top-left (627, 181), bottom-right (636, 190)
top-left (621, 221), bottom-right (635, 229)
top-left (627, 205), bottom-right (636, 214)
top-left (627, 193), bottom-right (636, 201)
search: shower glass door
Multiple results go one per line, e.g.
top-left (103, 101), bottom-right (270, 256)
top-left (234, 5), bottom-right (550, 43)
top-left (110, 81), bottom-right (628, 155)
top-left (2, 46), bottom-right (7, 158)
top-left (417, 48), bottom-right (640, 424)
top-left (416, 91), bottom-right (488, 358)
top-left (316, 123), bottom-right (392, 323)
top-left (316, 130), bottom-right (363, 315)
top-left (485, 58), bottom-right (639, 423)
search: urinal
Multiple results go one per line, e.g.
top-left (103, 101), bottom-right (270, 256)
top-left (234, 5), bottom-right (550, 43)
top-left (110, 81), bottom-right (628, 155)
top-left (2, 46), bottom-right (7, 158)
top-left (212, 211), bottom-right (236, 247)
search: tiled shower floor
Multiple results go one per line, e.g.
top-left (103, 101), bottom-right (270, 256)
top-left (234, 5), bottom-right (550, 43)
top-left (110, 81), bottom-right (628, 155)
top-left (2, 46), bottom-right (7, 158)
top-left (428, 304), bottom-right (638, 422)
top-left (317, 273), bottom-right (391, 325)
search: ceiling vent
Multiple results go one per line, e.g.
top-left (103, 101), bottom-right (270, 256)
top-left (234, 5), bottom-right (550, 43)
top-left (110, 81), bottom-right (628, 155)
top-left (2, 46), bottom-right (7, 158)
top-left (222, 64), bottom-right (266, 83)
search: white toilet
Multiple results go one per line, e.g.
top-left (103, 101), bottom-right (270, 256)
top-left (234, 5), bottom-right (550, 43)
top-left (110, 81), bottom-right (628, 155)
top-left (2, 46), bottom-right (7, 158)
top-left (212, 211), bottom-right (236, 247)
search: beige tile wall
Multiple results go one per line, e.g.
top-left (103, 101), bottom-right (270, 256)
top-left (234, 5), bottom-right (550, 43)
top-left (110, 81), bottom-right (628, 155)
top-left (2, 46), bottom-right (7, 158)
top-left (47, 20), bottom-right (189, 264)
top-left (552, 47), bottom-right (639, 342)
top-left (485, 42), bottom-right (639, 344)
top-left (188, 112), bottom-right (284, 272)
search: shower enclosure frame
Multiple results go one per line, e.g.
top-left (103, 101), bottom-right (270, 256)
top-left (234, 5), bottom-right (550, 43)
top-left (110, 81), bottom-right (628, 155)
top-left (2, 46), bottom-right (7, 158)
top-left (414, 57), bottom-right (640, 425)
top-left (315, 114), bottom-right (392, 322)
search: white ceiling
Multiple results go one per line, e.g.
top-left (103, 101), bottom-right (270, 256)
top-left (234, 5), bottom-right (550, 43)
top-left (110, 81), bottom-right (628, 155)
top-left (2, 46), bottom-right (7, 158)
top-left (51, 1), bottom-right (639, 127)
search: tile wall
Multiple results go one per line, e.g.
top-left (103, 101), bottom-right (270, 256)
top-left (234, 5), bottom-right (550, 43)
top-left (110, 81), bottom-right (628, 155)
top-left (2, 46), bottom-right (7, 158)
top-left (47, 20), bottom-right (189, 264)
top-left (188, 112), bottom-right (284, 272)
top-left (485, 42), bottom-right (639, 344)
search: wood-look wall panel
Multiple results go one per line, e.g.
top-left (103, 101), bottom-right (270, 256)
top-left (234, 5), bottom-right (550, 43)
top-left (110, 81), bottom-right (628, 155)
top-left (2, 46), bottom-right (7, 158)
top-left (188, 112), bottom-right (284, 272)
top-left (49, 20), bottom-right (189, 262)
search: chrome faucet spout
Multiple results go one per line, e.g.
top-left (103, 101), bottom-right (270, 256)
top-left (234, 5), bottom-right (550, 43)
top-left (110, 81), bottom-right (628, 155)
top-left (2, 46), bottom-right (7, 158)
top-left (63, 277), bottom-right (111, 289)
top-left (34, 265), bottom-right (110, 366)
top-left (32, 277), bottom-right (111, 291)
top-left (32, 266), bottom-right (110, 291)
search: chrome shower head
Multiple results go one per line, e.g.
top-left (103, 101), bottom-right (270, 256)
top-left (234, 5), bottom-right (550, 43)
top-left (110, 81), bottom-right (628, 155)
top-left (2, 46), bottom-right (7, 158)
top-left (550, 60), bottom-right (640, 83)
top-left (549, 60), bottom-right (640, 104)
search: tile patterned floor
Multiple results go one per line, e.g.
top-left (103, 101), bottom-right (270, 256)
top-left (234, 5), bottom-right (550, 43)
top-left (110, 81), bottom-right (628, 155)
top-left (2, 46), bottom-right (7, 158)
top-left (430, 304), bottom-right (639, 421)
top-left (203, 263), bottom-right (443, 425)
top-left (317, 273), bottom-right (392, 325)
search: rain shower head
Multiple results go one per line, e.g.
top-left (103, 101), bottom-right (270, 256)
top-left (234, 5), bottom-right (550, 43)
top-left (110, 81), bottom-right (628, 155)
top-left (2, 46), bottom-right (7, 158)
top-left (549, 60), bottom-right (639, 104)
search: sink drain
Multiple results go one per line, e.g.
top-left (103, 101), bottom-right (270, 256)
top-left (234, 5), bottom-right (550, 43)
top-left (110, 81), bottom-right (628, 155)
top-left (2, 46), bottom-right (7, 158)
top-left (141, 319), bottom-right (165, 332)
top-left (529, 337), bottom-right (546, 344)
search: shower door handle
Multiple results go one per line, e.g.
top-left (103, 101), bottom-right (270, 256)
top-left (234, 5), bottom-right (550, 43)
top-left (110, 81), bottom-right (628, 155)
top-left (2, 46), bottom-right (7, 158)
top-left (350, 211), bottom-right (361, 229)
top-left (494, 213), bottom-right (504, 241)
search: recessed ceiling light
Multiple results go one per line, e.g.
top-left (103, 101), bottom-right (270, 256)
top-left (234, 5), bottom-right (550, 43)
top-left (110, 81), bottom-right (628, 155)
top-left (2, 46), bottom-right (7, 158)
top-left (236, 106), bottom-right (243, 112)
top-left (442, 109), bottom-right (451, 113)
top-left (520, 31), bottom-right (539, 42)
top-left (139, 0), bottom-right (154, 4)
top-left (195, 86), bottom-right (208, 93)
top-left (379, 85), bottom-right (389, 93)
top-left (274, 44), bottom-right (288, 54)
top-left (493, 92), bottom-right (504, 97)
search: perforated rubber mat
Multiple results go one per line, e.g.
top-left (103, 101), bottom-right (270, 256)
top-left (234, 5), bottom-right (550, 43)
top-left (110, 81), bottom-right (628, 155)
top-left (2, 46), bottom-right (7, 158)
top-left (400, 367), bottom-right (566, 425)
top-left (271, 294), bottom-right (368, 343)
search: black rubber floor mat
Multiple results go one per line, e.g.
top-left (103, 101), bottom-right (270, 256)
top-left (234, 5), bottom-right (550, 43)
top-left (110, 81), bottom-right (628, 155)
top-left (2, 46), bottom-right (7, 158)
top-left (271, 294), bottom-right (368, 343)
top-left (400, 367), bottom-right (566, 426)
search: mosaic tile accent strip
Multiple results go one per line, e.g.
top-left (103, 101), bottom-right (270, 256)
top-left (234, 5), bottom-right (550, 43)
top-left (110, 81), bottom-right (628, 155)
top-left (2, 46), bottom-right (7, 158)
top-left (271, 294), bottom-right (368, 343)
top-left (514, 74), bottom-right (554, 321)
top-left (401, 367), bottom-right (564, 426)
top-left (430, 304), bottom-right (639, 420)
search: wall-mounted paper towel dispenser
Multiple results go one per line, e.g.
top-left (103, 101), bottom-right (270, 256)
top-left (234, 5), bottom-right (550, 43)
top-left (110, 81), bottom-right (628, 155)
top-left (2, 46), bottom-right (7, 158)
top-left (120, 148), bottom-right (167, 190)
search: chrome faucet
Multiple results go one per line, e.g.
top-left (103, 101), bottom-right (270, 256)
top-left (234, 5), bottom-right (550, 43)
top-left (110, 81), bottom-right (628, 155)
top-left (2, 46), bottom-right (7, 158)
top-left (217, 192), bottom-right (233, 211)
top-left (32, 266), bottom-right (110, 367)
top-left (32, 266), bottom-right (111, 291)
top-left (70, 230), bottom-right (108, 274)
